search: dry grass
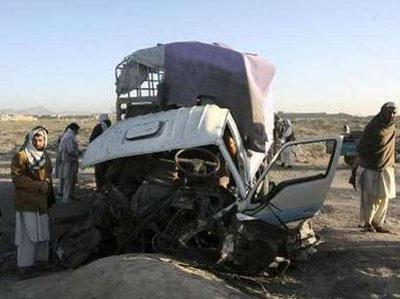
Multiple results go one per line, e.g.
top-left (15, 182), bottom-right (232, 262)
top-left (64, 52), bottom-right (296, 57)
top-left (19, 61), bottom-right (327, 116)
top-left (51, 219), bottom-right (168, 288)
top-left (0, 118), bottom-right (100, 157)
top-left (0, 115), bottom-right (393, 161)
top-left (292, 116), bottom-right (368, 139)
top-left (2, 114), bottom-right (398, 154)
top-left (293, 115), bottom-right (400, 139)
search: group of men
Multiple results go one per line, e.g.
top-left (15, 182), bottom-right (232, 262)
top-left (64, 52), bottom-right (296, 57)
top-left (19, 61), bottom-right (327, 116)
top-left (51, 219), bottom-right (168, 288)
top-left (10, 114), bottom-right (111, 274)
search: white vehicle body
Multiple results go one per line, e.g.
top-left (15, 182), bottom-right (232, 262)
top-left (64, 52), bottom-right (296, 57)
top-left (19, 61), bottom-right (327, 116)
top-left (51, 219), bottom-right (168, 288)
top-left (59, 42), bottom-right (343, 271)
top-left (84, 105), bottom-right (251, 199)
top-left (84, 104), bottom-right (342, 224)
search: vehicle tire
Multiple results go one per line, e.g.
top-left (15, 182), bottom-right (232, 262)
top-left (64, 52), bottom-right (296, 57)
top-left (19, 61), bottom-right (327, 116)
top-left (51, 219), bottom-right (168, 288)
top-left (344, 155), bottom-right (355, 166)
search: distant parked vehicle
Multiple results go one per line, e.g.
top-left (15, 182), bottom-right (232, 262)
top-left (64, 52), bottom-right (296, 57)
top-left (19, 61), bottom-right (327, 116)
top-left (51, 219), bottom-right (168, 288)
top-left (341, 130), bottom-right (363, 166)
top-left (325, 129), bottom-right (362, 166)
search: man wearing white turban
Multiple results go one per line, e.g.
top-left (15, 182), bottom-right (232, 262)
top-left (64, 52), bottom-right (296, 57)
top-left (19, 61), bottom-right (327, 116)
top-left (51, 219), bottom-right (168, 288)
top-left (89, 113), bottom-right (112, 192)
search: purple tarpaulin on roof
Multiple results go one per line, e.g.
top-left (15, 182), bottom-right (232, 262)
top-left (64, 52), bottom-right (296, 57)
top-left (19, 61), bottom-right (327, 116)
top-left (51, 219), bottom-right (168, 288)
top-left (164, 42), bottom-right (275, 152)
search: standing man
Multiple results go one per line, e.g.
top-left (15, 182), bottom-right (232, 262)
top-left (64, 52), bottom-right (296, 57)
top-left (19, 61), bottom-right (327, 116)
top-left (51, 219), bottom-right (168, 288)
top-left (11, 126), bottom-right (52, 274)
top-left (55, 125), bottom-right (70, 199)
top-left (351, 102), bottom-right (397, 233)
top-left (343, 124), bottom-right (351, 135)
top-left (89, 114), bottom-right (111, 192)
top-left (280, 118), bottom-right (296, 168)
top-left (58, 123), bottom-right (81, 202)
top-left (272, 114), bottom-right (284, 158)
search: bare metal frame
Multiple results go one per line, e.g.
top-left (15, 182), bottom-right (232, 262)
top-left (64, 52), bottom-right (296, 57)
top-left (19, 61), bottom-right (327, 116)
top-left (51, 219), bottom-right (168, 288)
top-left (115, 57), bottom-right (164, 120)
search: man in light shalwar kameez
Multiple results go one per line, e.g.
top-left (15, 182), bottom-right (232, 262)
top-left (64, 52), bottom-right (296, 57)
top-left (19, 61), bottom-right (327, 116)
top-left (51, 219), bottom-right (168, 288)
top-left (55, 124), bottom-right (70, 199)
top-left (11, 126), bottom-right (52, 274)
top-left (280, 118), bottom-right (296, 168)
top-left (57, 123), bottom-right (81, 203)
top-left (350, 102), bottom-right (397, 233)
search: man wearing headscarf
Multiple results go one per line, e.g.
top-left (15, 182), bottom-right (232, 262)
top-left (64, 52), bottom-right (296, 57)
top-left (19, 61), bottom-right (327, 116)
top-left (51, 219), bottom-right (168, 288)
top-left (280, 118), bottom-right (296, 168)
top-left (351, 102), bottom-right (397, 233)
top-left (11, 126), bottom-right (52, 273)
top-left (89, 114), bottom-right (112, 192)
top-left (57, 123), bottom-right (81, 202)
top-left (271, 114), bottom-right (284, 158)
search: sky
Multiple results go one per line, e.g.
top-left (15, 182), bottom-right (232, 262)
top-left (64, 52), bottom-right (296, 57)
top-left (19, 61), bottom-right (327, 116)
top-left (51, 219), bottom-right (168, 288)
top-left (0, 0), bottom-right (399, 115)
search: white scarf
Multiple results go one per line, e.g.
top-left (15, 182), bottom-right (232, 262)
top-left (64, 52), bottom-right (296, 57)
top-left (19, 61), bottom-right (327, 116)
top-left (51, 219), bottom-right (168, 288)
top-left (24, 128), bottom-right (48, 170)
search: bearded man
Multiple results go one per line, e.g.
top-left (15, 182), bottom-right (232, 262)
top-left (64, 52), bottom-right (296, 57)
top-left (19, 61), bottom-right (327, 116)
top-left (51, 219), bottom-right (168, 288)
top-left (11, 126), bottom-right (52, 273)
top-left (352, 102), bottom-right (397, 233)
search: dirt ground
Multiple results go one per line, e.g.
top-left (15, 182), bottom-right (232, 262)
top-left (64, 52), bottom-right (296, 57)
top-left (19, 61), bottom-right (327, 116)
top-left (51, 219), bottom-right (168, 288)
top-left (0, 118), bottom-right (400, 298)
top-left (1, 155), bottom-right (399, 298)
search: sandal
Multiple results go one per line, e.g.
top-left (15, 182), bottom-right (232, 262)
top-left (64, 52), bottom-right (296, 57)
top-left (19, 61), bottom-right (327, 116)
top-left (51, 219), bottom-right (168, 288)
top-left (374, 226), bottom-right (391, 233)
top-left (361, 224), bottom-right (376, 232)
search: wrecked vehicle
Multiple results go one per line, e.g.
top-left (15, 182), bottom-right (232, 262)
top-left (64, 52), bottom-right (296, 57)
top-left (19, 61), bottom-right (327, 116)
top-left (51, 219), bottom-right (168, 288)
top-left (56, 42), bottom-right (342, 274)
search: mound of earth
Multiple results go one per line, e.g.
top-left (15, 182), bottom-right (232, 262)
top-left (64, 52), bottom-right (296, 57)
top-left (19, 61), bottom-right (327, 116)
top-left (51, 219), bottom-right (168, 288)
top-left (1, 254), bottom-right (248, 299)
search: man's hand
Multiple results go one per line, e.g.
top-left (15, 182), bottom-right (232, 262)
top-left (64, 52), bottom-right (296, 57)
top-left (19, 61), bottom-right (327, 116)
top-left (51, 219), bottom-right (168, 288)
top-left (349, 173), bottom-right (357, 191)
top-left (349, 166), bottom-right (358, 191)
top-left (38, 181), bottom-right (49, 194)
top-left (349, 156), bottom-right (361, 191)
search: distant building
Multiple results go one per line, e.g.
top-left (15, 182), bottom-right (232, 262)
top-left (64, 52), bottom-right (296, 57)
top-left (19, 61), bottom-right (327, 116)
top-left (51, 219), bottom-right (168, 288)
top-left (0, 114), bottom-right (38, 121)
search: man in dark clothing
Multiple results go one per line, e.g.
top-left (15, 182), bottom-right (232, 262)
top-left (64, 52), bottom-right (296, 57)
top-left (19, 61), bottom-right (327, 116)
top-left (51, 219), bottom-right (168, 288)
top-left (350, 102), bottom-right (397, 233)
top-left (89, 114), bottom-right (112, 192)
top-left (89, 114), bottom-right (111, 143)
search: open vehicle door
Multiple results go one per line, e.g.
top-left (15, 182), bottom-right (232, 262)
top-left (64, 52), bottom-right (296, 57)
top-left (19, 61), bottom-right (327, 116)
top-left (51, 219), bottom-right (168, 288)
top-left (242, 137), bottom-right (342, 224)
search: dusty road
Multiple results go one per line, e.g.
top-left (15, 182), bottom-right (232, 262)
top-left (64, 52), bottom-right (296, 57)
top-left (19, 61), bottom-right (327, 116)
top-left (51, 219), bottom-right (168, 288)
top-left (0, 158), bottom-right (399, 298)
top-left (277, 163), bottom-right (400, 298)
